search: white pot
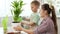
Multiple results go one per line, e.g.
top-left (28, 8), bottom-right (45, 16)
top-left (11, 22), bottom-right (21, 32)
top-left (11, 23), bottom-right (21, 27)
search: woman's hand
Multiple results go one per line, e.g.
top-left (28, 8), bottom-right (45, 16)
top-left (14, 25), bottom-right (34, 34)
top-left (14, 26), bottom-right (23, 31)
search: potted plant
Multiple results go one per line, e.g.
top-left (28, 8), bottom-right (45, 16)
top-left (2, 16), bottom-right (8, 34)
top-left (11, 0), bottom-right (25, 27)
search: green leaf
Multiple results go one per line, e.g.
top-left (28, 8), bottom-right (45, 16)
top-left (2, 16), bottom-right (8, 30)
top-left (17, 17), bottom-right (22, 22)
top-left (11, 0), bottom-right (25, 23)
top-left (11, 1), bottom-right (19, 8)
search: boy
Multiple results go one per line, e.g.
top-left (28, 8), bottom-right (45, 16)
top-left (21, 0), bottom-right (40, 29)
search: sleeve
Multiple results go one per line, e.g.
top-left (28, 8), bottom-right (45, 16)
top-left (34, 21), bottom-right (49, 34)
top-left (33, 27), bottom-right (39, 34)
top-left (32, 15), bottom-right (40, 25)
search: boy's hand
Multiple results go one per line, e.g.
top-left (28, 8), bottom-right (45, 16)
top-left (21, 21), bottom-right (29, 25)
top-left (14, 26), bottom-right (22, 31)
top-left (21, 21), bottom-right (24, 24)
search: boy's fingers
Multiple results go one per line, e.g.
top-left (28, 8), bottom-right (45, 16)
top-left (14, 27), bottom-right (17, 30)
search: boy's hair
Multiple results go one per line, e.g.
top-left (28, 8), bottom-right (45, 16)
top-left (31, 0), bottom-right (40, 6)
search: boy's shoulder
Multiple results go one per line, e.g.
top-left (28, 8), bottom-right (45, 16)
top-left (31, 13), bottom-right (40, 18)
top-left (31, 12), bottom-right (39, 15)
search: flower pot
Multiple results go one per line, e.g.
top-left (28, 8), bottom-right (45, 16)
top-left (11, 22), bottom-right (21, 32)
top-left (11, 22), bottom-right (21, 27)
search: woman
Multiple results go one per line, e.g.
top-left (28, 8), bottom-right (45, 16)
top-left (14, 4), bottom-right (58, 34)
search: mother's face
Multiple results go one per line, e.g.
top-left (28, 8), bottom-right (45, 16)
top-left (40, 8), bottom-right (47, 17)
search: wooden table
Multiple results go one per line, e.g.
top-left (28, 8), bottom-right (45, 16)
top-left (0, 27), bottom-right (28, 34)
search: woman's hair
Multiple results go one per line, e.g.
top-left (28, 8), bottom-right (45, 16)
top-left (51, 6), bottom-right (58, 34)
top-left (31, 0), bottom-right (40, 6)
top-left (42, 4), bottom-right (58, 34)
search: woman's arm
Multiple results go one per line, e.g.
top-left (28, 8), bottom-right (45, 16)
top-left (14, 26), bottom-right (34, 34)
top-left (22, 28), bottom-right (34, 34)
top-left (37, 22), bottom-right (48, 33)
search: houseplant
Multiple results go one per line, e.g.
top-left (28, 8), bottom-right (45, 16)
top-left (2, 16), bottom-right (8, 34)
top-left (11, 0), bottom-right (25, 27)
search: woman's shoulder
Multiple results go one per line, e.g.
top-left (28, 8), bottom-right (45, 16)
top-left (45, 17), bottom-right (54, 25)
top-left (44, 17), bottom-right (53, 23)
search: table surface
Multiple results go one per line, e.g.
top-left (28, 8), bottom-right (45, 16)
top-left (0, 27), bottom-right (27, 34)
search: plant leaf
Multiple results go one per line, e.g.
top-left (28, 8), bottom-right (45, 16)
top-left (2, 16), bottom-right (8, 30)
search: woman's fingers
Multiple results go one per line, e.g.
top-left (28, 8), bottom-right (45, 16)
top-left (14, 26), bottom-right (22, 31)
top-left (14, 27), bottom-right (19, 31)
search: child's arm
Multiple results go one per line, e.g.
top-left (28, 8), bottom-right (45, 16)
top-left (28, 22), bottom-right (36, 26)
top-left (21, 21), bottom-right (36, 26)
top-left (21, 21), bottom-right (30, 25)
top-left (25, 18), bottom-right (30, 21)
top-left (22, 16), bottom-right (30, 21)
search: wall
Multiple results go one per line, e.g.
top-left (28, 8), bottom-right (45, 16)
top-left (57, 18), bottom-right (60, 34)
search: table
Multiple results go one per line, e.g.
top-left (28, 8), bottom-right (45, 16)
top-left (0, 27), bottom-right (28, 34)
top-left (0, 27), bottom-right (4, 34)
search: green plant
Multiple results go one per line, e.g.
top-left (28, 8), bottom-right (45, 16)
top-left (2, 16), bottom-right (8, 30)
top-left (11, 0), bottom-right (25, 23)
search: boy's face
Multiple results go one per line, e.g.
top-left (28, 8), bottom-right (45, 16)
top-left (31, 4), bottom-right (39, 12)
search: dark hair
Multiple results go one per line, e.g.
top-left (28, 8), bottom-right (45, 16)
top-left (31, 0), bottom-right (40, 6)
top-left (42, 4), bottom-right (58, 34)
top-left (51, 6), bottom-right (58, 34)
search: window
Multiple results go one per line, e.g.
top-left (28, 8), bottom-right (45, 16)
top-left (0, 0), bottom-right (60, 17)
top-left (0, 0), bottom-right (33, 17)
